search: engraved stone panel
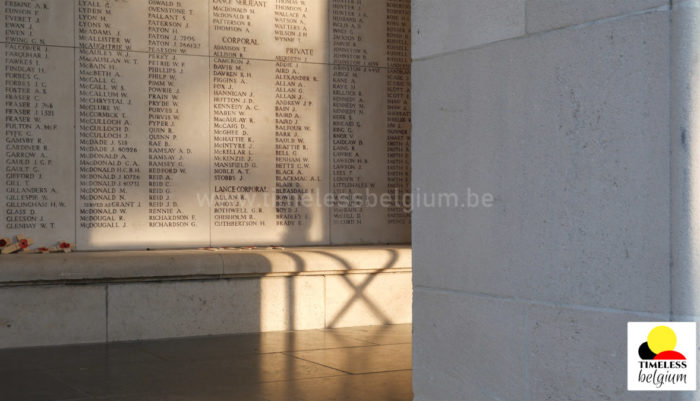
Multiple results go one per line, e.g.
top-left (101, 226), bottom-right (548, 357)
top-left (2, 0), bottom-right (74, 46)
top-left (386, 0), bottom-right (411, 68)
top-left (2, 0), bottom-right (77, 256)
top-left (385, 67), bottom-right (411, 231)
top-left (329, 65), bottom-right (410, 244)
top-left (75, 51), bottom-right (211, 250)
top-left (1, 43), bottom-right (76, 247)
top-left (75, 0), bottom-right (209, 56)
top-left (330, 0), bottom-right (387, 67)
top-left (210, 58), bottom-right (329, 246)
top-left (328, 0), bottom-right (411, 244)
top-left (209, 0), bottom-right (328, 63)
top-left (0, 0), bottom-right (410, 250)
top-left (75, 1), bottom-right (211, 250)
top-left (146, 0), bottom-right (209, 56)
top-left (330, 0), bottom-right (410, 68)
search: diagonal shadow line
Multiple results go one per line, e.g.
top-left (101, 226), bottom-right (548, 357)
top-left (309, 249), bottom-right (399, 328)
top-left (280, 251), bottom-right (309, 332)
top-left (327, 271), bottom-right (391, 327)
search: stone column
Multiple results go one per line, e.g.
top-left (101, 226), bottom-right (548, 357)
top-left (412, 1), bottom-right (673, 400)
top-left (673, 1), bottom-right (700, 399)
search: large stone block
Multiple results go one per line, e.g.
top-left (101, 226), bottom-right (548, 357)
top-left (0, 247), bottom-right (411, 348)
top-left (526, 0), bottom-right (667, 33)
top-left (527, 304), bottom-right (670, 401)
top-left (413, 288), bottom-right (672, 401)
top-left (411, 0), bottom-right (526, 59)
top-left (412, 288), bottom-right (530, 401)
top-left (325, 272), bottom-right (412, 328)
top-left (412, 11), bottom-right (670, 312)
top-left (672, 0), bottom-right (700, 319)
top-left (0, 285), bottom-right (106, 348)
top-left (258, 276), bottom-right (325, 332)
top-left (107, 276), bottom-right (324, 341)
top-left (220, 245), bottom-right (412, 276)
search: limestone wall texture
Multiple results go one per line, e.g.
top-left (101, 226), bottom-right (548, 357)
top-left (411, 1), bottom-right (698, 400)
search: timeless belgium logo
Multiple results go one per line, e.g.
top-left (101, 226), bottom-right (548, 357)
top-left (628, 322), bottom-right (696, 391)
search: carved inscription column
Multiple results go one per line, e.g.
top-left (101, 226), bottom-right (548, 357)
top-left (210, 1), bottom-right (270, 240)
top-left (76, 0), bottom-right (209, 249)
top-left (329, 0), bottom-right (410, 243)
top-left (385, 0), bottom-right (410, 228)
top-left (1, 0), bottom-right (74, 246)
top-left (145, 0), bottom-right (209, 247)
top-left (272, 0), bottom-right (328, 240)
top-left (209, 0), bottom-right (329, 246)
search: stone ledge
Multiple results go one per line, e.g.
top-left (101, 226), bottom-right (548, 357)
top-left (0, 245), bottom-right (412, 286)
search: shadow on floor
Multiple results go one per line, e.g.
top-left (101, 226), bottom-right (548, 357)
top-left (0, 324), bottom-right (412, 401)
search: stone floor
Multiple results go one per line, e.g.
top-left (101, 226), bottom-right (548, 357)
top-left (0, 324), bottom-right (412, 401)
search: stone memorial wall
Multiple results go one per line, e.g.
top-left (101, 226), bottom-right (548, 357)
top-left (1, 0), bottom-right (411, 250)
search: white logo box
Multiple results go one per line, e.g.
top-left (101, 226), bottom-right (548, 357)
top-left (628, 322), bottom-right (696, 391)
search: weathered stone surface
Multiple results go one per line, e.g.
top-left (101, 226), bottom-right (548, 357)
top-left (672, 0), bottom-right (700, 320)
top-left (413, 288), bottom-right (530, 401)
top-left (412, 11), bottom-right (670, 312)
top-left (412, 0), bottom-right (526, 59)
top-left (412, 4), bottom-right (675, 400)
top-left (0, 246), bottom-right (411, 284)
top-left (107, 276), bottom-right (325, 341)
top-left (0, 285), bottom-right (105, 348)
top-left (528, 304), bottom-right (669, 401)
top-left (526, 0), bottom-right (666, 33)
